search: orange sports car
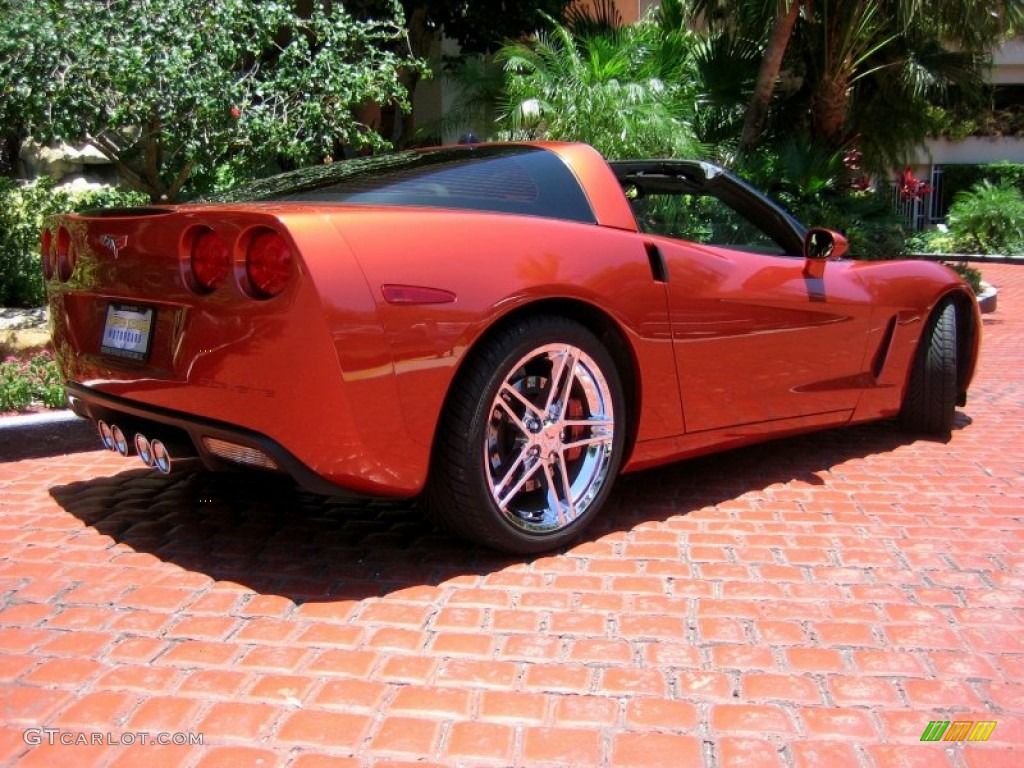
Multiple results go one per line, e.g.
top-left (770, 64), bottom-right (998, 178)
top-left (43, 142), bottom-right (981, 553)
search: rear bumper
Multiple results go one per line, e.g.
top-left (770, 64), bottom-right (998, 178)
top-left (66, 382), bottom-right (378, 500)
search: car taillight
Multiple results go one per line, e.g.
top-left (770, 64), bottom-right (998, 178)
top-left (189, 229), bottom-right (230, 293)
top-left (56, 226), bottom-right (74, 282)
top-left (41, 229), bottom-right (54, 280)
top-left (245, 230), bottom-right (292, 299)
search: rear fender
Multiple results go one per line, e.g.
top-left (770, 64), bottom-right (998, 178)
top-left (333, 210), bottom-right (681, 459)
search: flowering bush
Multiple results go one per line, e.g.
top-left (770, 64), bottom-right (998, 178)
top-left (896, 166), bottom-right (933, 201)
top-left (0, 350), bottom-right (66, 412)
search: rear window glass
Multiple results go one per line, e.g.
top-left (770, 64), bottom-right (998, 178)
top-left (203, 145), bottom-right (595, 224)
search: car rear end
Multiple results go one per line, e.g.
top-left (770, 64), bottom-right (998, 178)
top-left (42, 203), bottom-right (409, 497)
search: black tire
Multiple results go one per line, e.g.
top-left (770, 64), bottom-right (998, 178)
top-left (427, 315), bottom-right (626, 554)
top-left (899, 300), bottom-right (958, 435)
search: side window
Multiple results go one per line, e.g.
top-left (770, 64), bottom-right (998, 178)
top-left (630, 191), bottom-right (786, 255)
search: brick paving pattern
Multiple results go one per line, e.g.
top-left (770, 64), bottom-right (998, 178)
top-left (1, 263), bottom-right (1022, 767)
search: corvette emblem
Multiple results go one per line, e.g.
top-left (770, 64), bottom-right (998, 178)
top-left (100, 234), bottom-right (128, 258)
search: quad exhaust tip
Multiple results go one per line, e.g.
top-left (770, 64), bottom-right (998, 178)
top-left (98, 421), bottom-right (173, 474)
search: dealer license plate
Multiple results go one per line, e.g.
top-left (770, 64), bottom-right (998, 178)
top-left (100, 303), bottom-right (155, 361)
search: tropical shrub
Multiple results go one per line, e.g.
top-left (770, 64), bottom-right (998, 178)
top-left (497, 15), bottom-right (701, 159)
top-left (947, 181), bottom-right (1024, 254)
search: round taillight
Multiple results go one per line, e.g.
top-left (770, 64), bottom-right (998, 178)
top-left (41, 229), bottom-right (54, 280)
top-left (245, 231), bottom-right (293, 298)
top-left (56, 227), bottom-right (75, 282)
top-left (189, 229), bottom-right (230, 293)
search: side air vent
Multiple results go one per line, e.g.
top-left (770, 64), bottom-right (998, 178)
top-left (872, 315), bottom-right (898, 379)
top-left (644, 242), bottom-right (668, 283)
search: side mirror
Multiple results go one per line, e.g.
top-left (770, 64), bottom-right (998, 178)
top-left (804, 228), bottom-right (849, 260)
top-left (803, 228), bottom-right (849, 278)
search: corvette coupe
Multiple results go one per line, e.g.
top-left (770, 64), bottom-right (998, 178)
top-left (43, 142), bottom-right (980, 553)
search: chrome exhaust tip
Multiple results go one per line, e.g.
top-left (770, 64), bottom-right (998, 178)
top-left (97, 420), bottom-right (115, 451)
top-left (151, 439), bottom-right (172, 474)
top-left (135, 433), bottom-right (155, 467)
top-left (110, 424), bottom-right (130, 456)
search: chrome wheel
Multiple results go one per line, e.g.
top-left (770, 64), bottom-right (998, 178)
top-left (485, 343), bottom-right (616, 534)
top-left (428, 315), bottom-right (626, 554)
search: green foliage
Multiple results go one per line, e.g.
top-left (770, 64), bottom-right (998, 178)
top-left (740, 140), bottom-right (909, 260)
top-left (688, 0), bottom-right (1022, 172)
top-left (946, 181), bottom-right (1024, 254)
top-left (0, 0), bottom-right (424, 201)
top-left (0, 180), bottom-right (147, 307)
top-left (0, 178), bottom-right (56, 308)
top-left (982, 161), bottom-right (1024, 191)
top-left (906, 228), bottom-right (965, 254)
top-left (497, 15), bottom-right (701, 159)
top-left (944, 260), bottom-right (984, 295)
top-left (0, 350), bottom-right (66, 412)
top-left (923, 105), bottom-right (983, 142)
top-left (792, 193), bottom-right (910, 260)
top-left (934, 163), bottom-right (1024, 227)
top-left (688, 30), bottom-right (761, 150)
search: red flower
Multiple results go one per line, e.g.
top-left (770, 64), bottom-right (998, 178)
top-left (230, 106), bottom-right (241, 119)
top-left (898, 166), bottom-right (932, 201)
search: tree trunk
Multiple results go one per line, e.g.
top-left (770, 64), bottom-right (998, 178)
top-left (811, 75), bottom-right (851, 149)
top-left (737, 1), bottom-right (802, 158)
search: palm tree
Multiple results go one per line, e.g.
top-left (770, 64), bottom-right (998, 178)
top-left (739, 1), bottom-right (804, 155)
top-left (497, 16), bottom-right (701, 159)
top-left (687, 0), bottom-right (1024, 165)
top-left (687, 0), bottom-right (807, 156)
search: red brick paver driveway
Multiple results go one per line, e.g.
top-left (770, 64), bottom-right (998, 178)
top-left (2, 264), bottom-right (1022, 767)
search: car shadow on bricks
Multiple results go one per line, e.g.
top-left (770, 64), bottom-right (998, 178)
top-left (49, 467), bottom-right (520, 601)
top-left (48, 418), bottom-right (945, 602)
